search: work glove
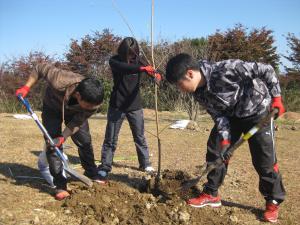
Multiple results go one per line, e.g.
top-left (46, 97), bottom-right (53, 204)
top-left (15, 85), bottom-right (30, 98)
top-left (139, 65), bottom-right (156, 75)
top-left (46, 136), bottom-right (65, 151)
top-left (140, 65), bottom-right (162, 85)
top-left (220, 139), bottom-right (231, 161)
top-left (271, 96), bottom-right (285, 119)
top-left (152, 72), bottom-right (162, 85)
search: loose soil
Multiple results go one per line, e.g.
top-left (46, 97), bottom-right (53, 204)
top-left (0, 110), bottom-right (299, 225)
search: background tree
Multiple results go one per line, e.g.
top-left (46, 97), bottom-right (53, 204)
top-left (208, 24), bottom-right (280, 70)
top-left (0, 51), bottom-right (56, 112)
top-left (279, 33), bottom-right (300, 112)
top-left (1, 25), bottom-right (299, 114)
top-left (65, 29), bottom-right (121, 78)
top-left (284, 33), bottom-right (300, 72)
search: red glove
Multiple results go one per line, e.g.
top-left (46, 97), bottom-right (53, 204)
top-left (220, 139), bottom-right (231, 161)
top-left (47, 136), bottom-right (65, 150)
top-left (271, 96), bottom-right (285, 119)
top-left (153, 73), bottom-right (162, 85)
top-left (15, 85), bottom-right (30, 98)
top-left (53, 136), bottom-right (65, 148)
top-left (139, 65), bottom-right (155, 75)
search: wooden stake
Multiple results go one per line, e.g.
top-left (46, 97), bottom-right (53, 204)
top-left (151, 0), bottom-right (162, 188)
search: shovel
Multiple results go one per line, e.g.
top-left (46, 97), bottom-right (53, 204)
top-left (181, 108), bottom-right (278, 192)
top-left (17, 95), bottom-right (93, 187)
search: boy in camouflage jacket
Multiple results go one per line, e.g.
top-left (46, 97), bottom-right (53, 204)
top-left (166, 53), bottom-right (285, 223)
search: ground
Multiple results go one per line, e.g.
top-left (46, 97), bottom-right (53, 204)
top-left (0, 110), bottom-right (300, 225)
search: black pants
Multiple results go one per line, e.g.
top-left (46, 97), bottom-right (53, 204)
top-left (42, 105), bottom-right (97, 190)
top-left (99, 107), bottom-right (151, 172)
top-left (203, 112), bottom-right (286, 203)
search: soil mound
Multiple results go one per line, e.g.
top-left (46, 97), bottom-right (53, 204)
top-left (281, 111), bottom-right (300, 121)
top-left (46, 170), bottom-right (233, 225)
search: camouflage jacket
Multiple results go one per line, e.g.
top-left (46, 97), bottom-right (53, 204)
top-left (193, 59), bottom-right (281, 141)
top-left (31, 63), bottom-right (98, 136)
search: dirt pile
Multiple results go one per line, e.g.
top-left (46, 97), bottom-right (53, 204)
top-left (46, 170), bottom-right (233, 225)
top-left (281, 112), bottom-right (300, 121)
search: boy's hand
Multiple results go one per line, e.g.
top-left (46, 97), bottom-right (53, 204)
top-left (139, 65), bottom-right (155, 75)
top-left (153, 73), bottom-right (162, 85)
top-left (15, 85), bottom-right (30, 98)
top-left (47, 136), bottom-right (65, 150)
top-left (220, 139), bottom-right (231, 161)
top-left (271, 96), bottom-right (285, 119)
top-left (53, 136), bottom-right (65, 148)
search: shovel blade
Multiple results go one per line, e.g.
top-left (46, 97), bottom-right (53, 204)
top-left (64, 167), bottom-right (93, 187)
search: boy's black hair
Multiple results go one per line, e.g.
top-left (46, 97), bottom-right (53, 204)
top-left (117, 37), bottom-right (140, 63)
top-left (76, 77), bottom-right (104, 105)
top-left (166, 53), bottom-right (199, 84)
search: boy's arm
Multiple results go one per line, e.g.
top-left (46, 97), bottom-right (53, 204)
top-left (16, 63), bottom-right (83, 97)
top-left (62, 110), bottom-right (96, 139)
top-left (31, 63), bottom-right (83, 90)
top-left (109, 56), bottom-right (141, 74)
top-left (109, 56), bottom-right (156, 76)
top-left (207, 108), bottom-right (231, 149)
top-left (242, 62), bottom-right (285, 117)
top-left (243, 62), bottom-right (281, 97)
top-left (15, 67), bottom-right (41, 97)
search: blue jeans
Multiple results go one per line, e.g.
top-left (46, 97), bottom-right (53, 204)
top-left (99, 107), bottom-right (151, 172)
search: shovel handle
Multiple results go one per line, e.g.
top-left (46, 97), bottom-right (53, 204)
top-left (222, 108), bottom-right (278, 160)
top-left (17, 95), bottom-right (93, 187)
top-left (180, 109), bottom-right (278, 192)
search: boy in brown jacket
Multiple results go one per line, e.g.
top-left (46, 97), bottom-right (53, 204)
top-left (16, 63), bottom-right (104, 200)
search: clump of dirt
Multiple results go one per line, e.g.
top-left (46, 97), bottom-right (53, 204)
top-left (186, 121), bottom-right (200, 131)
top-left (45, 170), bottom-right (233, 225)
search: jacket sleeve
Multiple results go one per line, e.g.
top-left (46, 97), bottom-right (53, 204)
top-left (31, 63), bottom-right (83, 90)
top-left (240, 62), bottom-right (281, 97)
top-left (207, 107), bottom-right (231, 142)
top-left (109, 56), bottom-right (141, 75)
top-left (204, 60), bottom-right (242, 142)
top-left (63, 110), bottom-right (96, 138)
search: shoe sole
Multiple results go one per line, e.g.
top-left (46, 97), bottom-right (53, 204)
top-left (55, 196), bottom-right (70, 201)
top-left (55, 194), bottom-right (70, 201)
top-left (93, 180), bottom-right (108, 185)
top-left (188, 202), bottom-right (222, 208)
top-left (264, 218), bottom-right (278, 223)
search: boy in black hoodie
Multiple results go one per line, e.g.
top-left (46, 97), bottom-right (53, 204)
top-left (98, 37), bottom-right (161, 180)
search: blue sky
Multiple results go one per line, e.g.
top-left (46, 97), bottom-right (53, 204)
top-left (0, 0), bottom-right (299, 71)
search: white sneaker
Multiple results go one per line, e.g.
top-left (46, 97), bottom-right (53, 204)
top-left (144, 166), bottom-right (155, 173)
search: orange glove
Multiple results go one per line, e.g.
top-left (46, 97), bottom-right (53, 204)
top-left (15, 85), bottom-right (30, 98)
top-left (153, 73), bottom-right (162, 85)
top-left (139, 65), bottom-right (155, 75)
top-left (271, 96), bottom-right (285, 119)
top-left (53, 136), bottom-right (65, 148)
top-left (220, 139), bottom-right (231, 161)
top-left (47, 136), bottom-right (65, 150)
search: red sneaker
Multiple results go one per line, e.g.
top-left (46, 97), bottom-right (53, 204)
top-left (93, 178), bottom-right (108, 185)
top-left (264, 202), bottom-right (279, 223)
top-left (187, 193), bottom-right (221, 208)
top-left (55, 190), bottom-right (70, 201)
